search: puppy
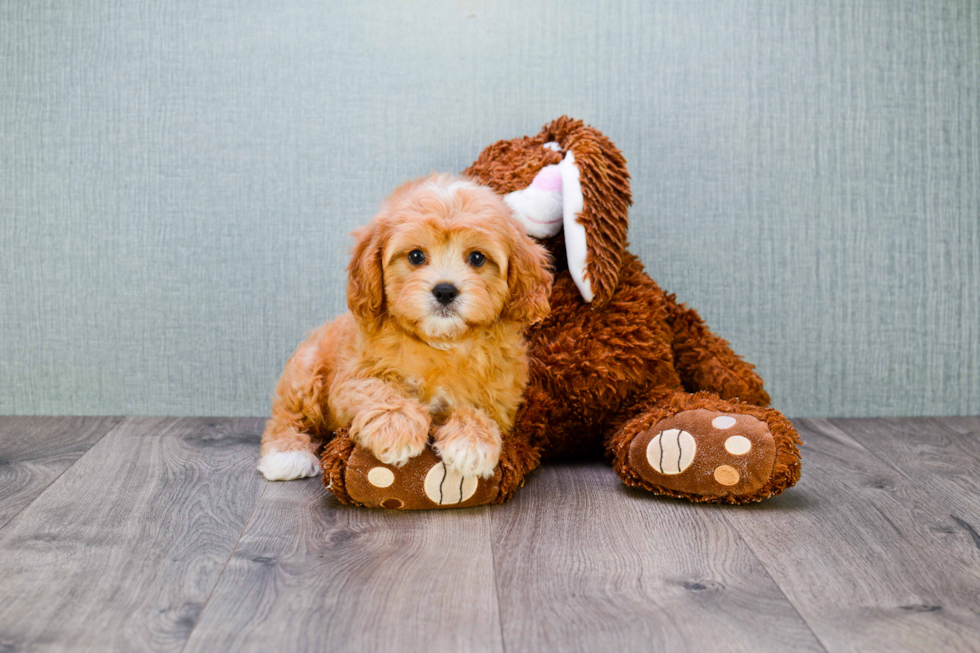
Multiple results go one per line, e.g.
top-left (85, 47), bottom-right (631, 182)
top-left (258, 175), bottom-right (552, 482)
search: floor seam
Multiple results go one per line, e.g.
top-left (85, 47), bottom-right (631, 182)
top-left (0, 416), bottom-right (125, 536)
top-left (816, 417), bottom-right (980, 561)
top-left (487, 506), bottom-right (507, 653)
top-left (806, 416), bottom-right (980, 516)
top-left (816, 417), bottom-right (966, 488)
top-left (717, 508), bottom-right (832, 653)
top-left (178, 476), bottom-right (268, 653)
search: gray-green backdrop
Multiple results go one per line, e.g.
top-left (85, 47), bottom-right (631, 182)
top-left (2, 0), bottom-right (977, 417)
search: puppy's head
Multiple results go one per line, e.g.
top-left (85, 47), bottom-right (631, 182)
top-left (347, 175), bottom-right (551, 342)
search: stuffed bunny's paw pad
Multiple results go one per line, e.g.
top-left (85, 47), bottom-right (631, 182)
top-left (627, 409), bottom-right (776, 499)
top-left (343, 445), bottom-right (502, 509)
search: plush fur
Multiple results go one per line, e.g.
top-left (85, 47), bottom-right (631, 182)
top-left (322, 117), bottom-right (802, 506)
top-left (259, 175), bottom-right (551, 481)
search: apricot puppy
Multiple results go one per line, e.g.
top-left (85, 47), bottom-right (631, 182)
top-left (258, 175), bottom-right (552, 482)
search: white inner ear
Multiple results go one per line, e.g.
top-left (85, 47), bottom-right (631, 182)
top-left (558, 151), bottom-right (593, 302)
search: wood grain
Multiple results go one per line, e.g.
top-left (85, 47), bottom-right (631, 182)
top-left (719, 418), bottom-right (980, 653)
top-left (3, 416), bottom-right (980, 652)
top-left (488, 462), bottom-right (824, 653)
top-left (840, 417), bottom-right (980, 515)
top-left (927, 416), bottom-right (980, 438)
top-left (0, 417), bottom-right (265, 653)
top-left (836, 417), bottom-right (980, 581)
top-left (182, 479), bottom-right (503, 653)
top-left (0, 416), bottom-right (121, 530)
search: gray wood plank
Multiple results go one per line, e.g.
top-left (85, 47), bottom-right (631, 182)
top-left (838, 417), bottom-right (980, 519)
top-left (718, 418), bottom-right (980, 653)
top-left (489, 462), bottom-right (825, 653)
top-left (926, 416), bottom-right (980, 437)
top-left (0, 417), bottom-right (265, 653)
top-left (0, 416), bottom-right (122, 529)
top-left (182, 479), bottom-right (503, 653)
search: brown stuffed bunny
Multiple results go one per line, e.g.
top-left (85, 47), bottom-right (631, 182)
top-left (323, 117), bottom-right (802, 508)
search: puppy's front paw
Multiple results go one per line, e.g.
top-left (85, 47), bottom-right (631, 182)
top-left (257, 449), bottom-right (322, 481)
top-left (350, 402), bottom-right (430, 467)
top-left (433, 410), bottom-right (502, 479)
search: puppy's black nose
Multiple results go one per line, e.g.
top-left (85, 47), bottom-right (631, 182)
top-left (432, 283), bottom-right (459, 306)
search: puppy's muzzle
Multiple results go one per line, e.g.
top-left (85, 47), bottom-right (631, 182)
top-left (431, 283), bottom-right (459, 306)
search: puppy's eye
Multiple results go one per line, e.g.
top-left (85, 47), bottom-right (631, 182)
top-left (467, 251), bottom-right (486, 267)
top-left (408, 249), bottom-right (426, 265)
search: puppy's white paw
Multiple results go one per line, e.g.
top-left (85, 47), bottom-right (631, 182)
top-left (257, 449), bottom-right (321, 481)
top-left (351, 404), bottom-right (430, 468)
top-left (434, 432), bottom-right (501, 479)
top-left (376, 441), bottom-right (427, 468)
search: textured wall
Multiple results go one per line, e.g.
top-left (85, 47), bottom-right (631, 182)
top-left (1, 0), bottom-right (977, 417)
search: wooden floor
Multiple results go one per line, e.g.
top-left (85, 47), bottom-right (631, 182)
top-left (1, 417), bottom-right (979, 652)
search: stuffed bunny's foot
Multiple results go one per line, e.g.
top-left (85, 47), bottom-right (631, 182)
top-left (627, 409), bottom-right (778, 502)
top-left (327, 440), bottom-right (503, 510)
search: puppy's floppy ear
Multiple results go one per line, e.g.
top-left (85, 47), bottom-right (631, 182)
top-left (346, 220), bottom-right (386, 326)
top-left (504, 228), bottom-right (552, 325)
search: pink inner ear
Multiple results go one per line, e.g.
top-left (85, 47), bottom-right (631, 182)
top-left (531, 165), bottom-right (562, 193)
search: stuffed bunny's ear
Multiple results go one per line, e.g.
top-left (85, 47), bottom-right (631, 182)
top-left (557, 151), bottom-right (592, 302)
top-left (502, 148), bottom-right (615, 304)
top-left (487, 117), bottom-right (631, 306)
